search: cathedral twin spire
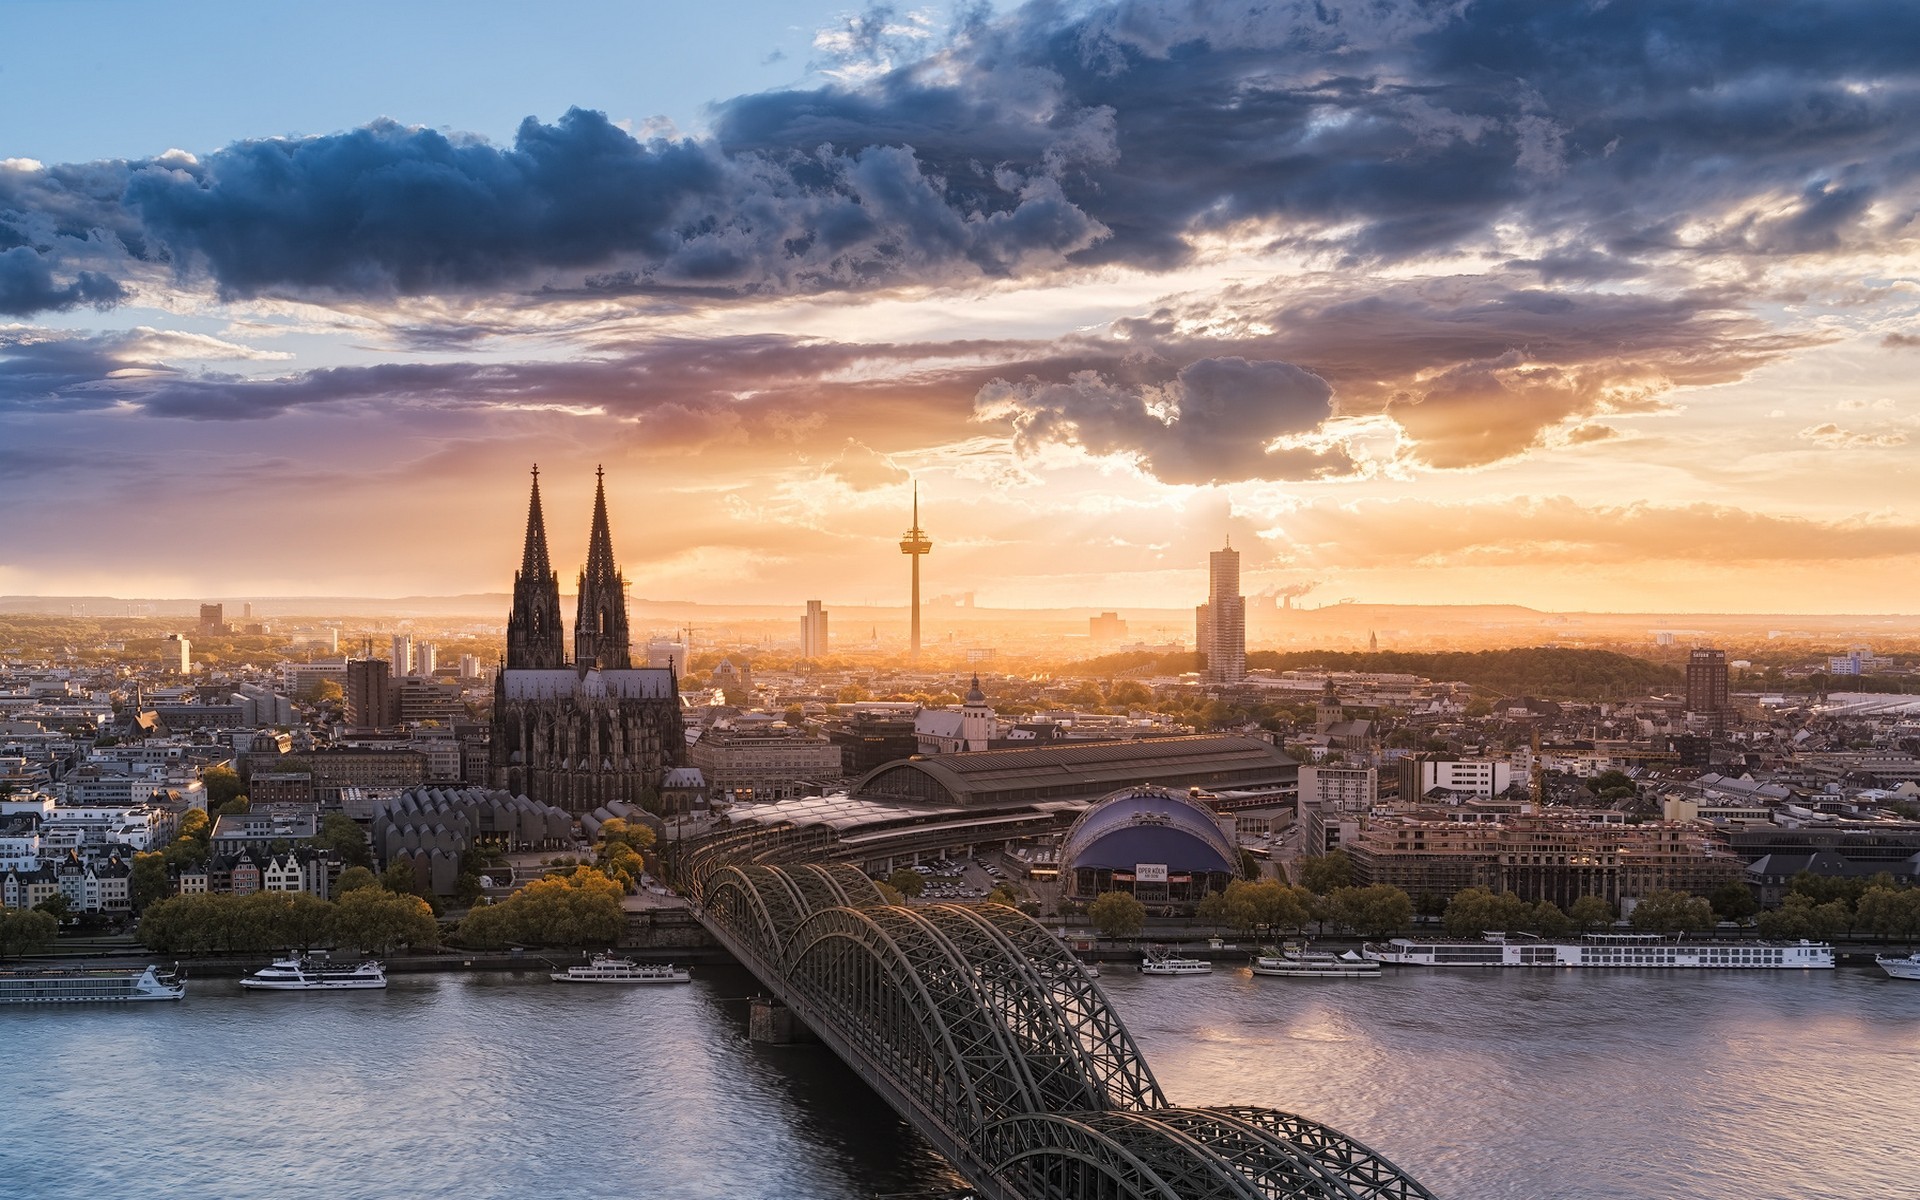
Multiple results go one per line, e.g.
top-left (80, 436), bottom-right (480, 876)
top-left (574, 466), bottom-right (631, 669)
top-left (505, 465), bottom-right (629, 671)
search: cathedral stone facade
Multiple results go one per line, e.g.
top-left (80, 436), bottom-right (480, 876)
top-left (490, 468), bottom-right (685, 814)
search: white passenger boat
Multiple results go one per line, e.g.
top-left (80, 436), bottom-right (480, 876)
top-left (241, 954), bottom-right (388, 990)
top-left (550, 952), bottom-right (691, 984)
top-left (1362, 932), bottom-right (1834, 969)
top-left (1139, 952), bottom-right (1211, 976)
top-left (1251, 945), bottom-right (1380, 978)
top-left (1876, 951), bottom-right (1920, 981)
top-left (0, 963), bottom-right (185, 1003)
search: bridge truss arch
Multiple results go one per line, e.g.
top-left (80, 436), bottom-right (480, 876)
top-left (682, 839), bottom-right (1437, 1200)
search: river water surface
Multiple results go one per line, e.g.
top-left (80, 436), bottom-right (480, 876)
top-left (2, 962), bottom-right (1914, 1199)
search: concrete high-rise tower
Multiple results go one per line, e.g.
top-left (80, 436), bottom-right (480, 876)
top-left (800, 600), bottom-right (830, 658)
top-left (899, 482), bottom-right (932, 658)
top-left (1198, 540), bottom-right (1246, 685)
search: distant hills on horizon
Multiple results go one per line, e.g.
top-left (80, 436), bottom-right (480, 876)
top-left (4, 593), bottom-right (1915, 628)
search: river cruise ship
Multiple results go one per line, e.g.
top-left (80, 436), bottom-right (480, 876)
top-left (0, 963), bottom-right (186, 1003)
top-left (1139, 952), bottom-right (1211, 976)
top-left (1362, 932), bottom-right (1834, 969)
top-left (240, 955), bottom-right (388, 991)
top-left (1251, 945), bottom-right (1381, 978)
top-left (550, 953), bottom-right (691, 984)
top-left (1876, 951), bottom-right (1920, 981)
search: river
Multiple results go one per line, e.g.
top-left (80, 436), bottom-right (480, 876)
top-left (2, 963), bottom-right (1913, 1199)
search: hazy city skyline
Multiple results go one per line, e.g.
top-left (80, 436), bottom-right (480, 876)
top-left (5, 2), bottom-right (1918, 615)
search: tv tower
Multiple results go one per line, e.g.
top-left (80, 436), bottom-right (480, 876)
top-left (899, 481), bottom-right (933, 658)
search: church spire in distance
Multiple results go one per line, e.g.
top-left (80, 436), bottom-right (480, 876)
top-left (575, 464), bottom-right (632, 670)
top-left (506, 465), bottom-right (566, 669)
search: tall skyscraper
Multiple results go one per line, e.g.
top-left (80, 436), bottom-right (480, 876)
top-left (1686, 648), bottom-right (1730, 714)
top-left (198, 603), bottom-right (226, 635)
top-left (167, 634), bottom-right (191, 674)
top-left (415, 641), bottom-right (437, 676)
top-left (346, 657), bottom-right (396, 728)
top-left (391, 633), bottom-right (414, 676)
top-left (1198, 541), bottom-right (1246, 684)
top-left (800, 599), bottom-right (830, 658)
top-left (899, 482), bottom-right (932, 658)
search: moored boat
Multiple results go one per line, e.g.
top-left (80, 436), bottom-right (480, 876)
top-left (550, 952), bottom-right (691, 984)
top-left (241, 954), bottom-right (387, 991)
top-left (1876, 951), bottom-right (1920, 981)
top-left (1362, 932), bottom-right (1834, 969)
top-left (0, 963), bottom-right (185, 1003)
top-left (1251, 945), bottom-right (1380, 978)
top-left (1139, 952), bottom-right (1211, 976)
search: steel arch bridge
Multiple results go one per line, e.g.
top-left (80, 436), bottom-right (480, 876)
top-left (681, 836), bottom-right (1438, 1200)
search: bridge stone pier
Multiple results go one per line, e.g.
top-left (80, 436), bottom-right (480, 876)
top-left (679, 827), bottom-right (1439, 1200)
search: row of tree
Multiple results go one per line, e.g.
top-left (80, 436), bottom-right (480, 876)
top-left (137, 886), bottom-right (438, 956)
top-left (1189, 878), bottom-right (1417, 939)
top-left (453, 868), bottom-right (628, 949)
top-left (1757, 885), bottom-right (1920, 942)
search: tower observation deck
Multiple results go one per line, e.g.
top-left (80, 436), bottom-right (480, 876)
top-left (899, 482), bottom-right (932, 658)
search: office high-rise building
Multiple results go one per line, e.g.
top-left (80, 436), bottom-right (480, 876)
top-left (198, 604), bottom-right (226, 635)
top-left (167, 634), bottom-right (191, 674)
top-left (800, 600), bottom-right (830, 658)
top-left (391, 633), bottom-right (414, 676)
top-left (1199, 542), bottom-right (1246, 684)
top-left (415, 641), bottom-right (437, 677)
top-left (346, 657), bottom-right (396, 728)
top-left (1686, 648), bottom-right (1730, 714)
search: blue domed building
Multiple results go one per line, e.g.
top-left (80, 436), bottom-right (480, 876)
top-left (1059, 785), bottom-right (1241, 907)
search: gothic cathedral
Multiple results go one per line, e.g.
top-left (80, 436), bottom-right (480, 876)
top-left (490, 467), bottom-right (685, 814)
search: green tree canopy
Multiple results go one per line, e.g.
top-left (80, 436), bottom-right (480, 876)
top-left (0, 907), bottom-right (57, 958)
top-left (1324, 885), bottom-right (1415, 938)
top-left (314, 814), bottom-right (372, 869)
top-left (454, 868), bottom-right (626, 949)
top-left (1709, 881), bottom-right (1759, 922)
top-left (335, 866), bottom-right (379, 895)
top-left (1295, 850), bottom-right (1353, 895)
top-left (1087, 890), bottom-right (1146, 939)
top-left (887, 868), bottom-right (927, 899)
top-left (1856, 885), bottom-right (1920, 942)
top-left (332, 887), bottom-right (438, 956)
top-left (1628, 889), bottom-right (1716, 934)
top-left (1567, 895), bottom-right (1614, 932)
top-left (130, 851), bottom-right (171, 912)
top-left (201, 764), bottom-right (244, 810)
top-left (1443, 887), bottom-right (1532, 937)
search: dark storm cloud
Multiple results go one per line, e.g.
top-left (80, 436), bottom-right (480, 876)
top-left (6, 1), bottom-right (1920, 315)
top-left (0, 246), bottom-right (125, 315)
top-left (976, 355), bottom-right (1353, 484)
top-left (1089, 277), bottom-right (1815, 468)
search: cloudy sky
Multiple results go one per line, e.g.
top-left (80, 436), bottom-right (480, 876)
top-left (4, 0), bottom-right (1917, 613)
